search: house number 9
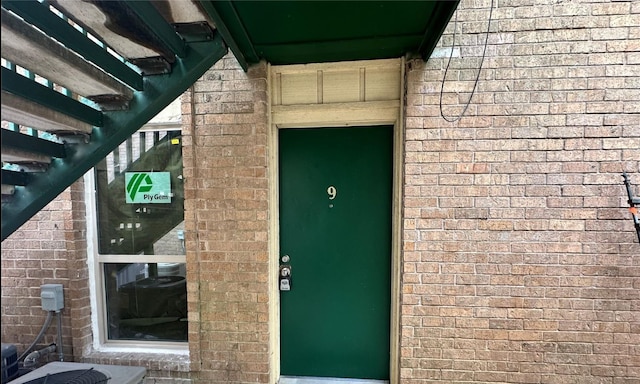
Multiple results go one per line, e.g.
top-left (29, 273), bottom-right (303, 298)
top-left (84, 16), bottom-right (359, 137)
top-left (327, 186), bottom-right (337, 200)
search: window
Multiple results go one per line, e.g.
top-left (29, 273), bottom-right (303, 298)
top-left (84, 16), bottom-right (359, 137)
top-left (86, 117), bottom-right (187, 346)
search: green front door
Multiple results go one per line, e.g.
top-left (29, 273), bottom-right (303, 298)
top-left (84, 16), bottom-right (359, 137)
top-left (279, 126), bottom-right (393, 380)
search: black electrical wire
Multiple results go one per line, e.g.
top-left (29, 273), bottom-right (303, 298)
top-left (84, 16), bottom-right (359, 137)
top-left (439, 0), bottom-right (495, 123)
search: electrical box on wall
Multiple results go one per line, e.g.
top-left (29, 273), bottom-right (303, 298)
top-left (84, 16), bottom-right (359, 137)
top-left (41, 284), bottom-right (64, 311)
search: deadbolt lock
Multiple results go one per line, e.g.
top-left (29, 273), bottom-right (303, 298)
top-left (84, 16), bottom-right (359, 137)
top-left (279, 264), bottom-right (292, 291)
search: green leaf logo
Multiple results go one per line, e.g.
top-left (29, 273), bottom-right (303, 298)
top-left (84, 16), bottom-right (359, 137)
top-left (126, 173), bottom-right (153, 201)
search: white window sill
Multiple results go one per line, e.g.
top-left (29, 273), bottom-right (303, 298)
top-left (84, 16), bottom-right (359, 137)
top-left (82, 348), bottom-right (190, 373)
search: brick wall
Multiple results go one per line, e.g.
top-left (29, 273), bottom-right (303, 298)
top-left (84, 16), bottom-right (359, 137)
top-left (402, 0), bottom-right (639, 382)
top-left (182, 56), bottom-right (271, 383)
top-left (2, 0), bottom-right (639, 382)
top-left (1, 181), bottom-right (87, 364)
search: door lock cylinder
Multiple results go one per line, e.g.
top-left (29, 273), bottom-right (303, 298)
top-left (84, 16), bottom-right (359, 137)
top-left (279, 264), bottom-right (292, 291)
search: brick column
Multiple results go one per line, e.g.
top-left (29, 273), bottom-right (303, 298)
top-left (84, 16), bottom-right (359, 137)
top-left (183, 55), bottom-right (271, 383)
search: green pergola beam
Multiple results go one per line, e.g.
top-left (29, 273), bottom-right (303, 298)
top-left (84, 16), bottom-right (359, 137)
top-left (1, 35), bottom-right (228, 241)
top-left (2, 0), bottom-right (144, 91)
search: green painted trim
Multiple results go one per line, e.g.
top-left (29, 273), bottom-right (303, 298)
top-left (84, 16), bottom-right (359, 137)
top-left (418, 1), bottom-right (460, 60)
top-left (1, 67), bottom-right (104, 127)
top-left (123, 0), bottom-right (187, 59)
top-left (198, 0), bottom-right (257, 70)
top-left (254, 35), bottom-right (423, 65)
top-left (1, 36), bottom-right (228, 241)
top-left (2, 0), bottom-right (144, 91)
top-left (211, 0), bottom-right (456, 66)
top-left (1, 170), bottom-right (32, 187)
top-left (1, 129), bottom-right (67, 159)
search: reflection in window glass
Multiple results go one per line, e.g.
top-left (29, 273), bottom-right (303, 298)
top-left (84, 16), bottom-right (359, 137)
top-left (93, 128), bottom-right (187, 343)
top-left (104, 263), bottom-right (187, 342)
top-left (95, 130), bottom-right (185, 255)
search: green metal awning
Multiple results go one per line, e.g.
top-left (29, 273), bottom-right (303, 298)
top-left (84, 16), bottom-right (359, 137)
top-left (203, 1), bottom-right (458, 69)
top-left (1, 0), bottom-right (458, 240)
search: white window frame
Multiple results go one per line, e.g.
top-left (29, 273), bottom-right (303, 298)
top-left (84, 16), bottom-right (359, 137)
top-left (84, 122), bottom-right (188, 352)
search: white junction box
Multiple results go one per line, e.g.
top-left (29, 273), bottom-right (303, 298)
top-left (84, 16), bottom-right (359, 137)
top-left (41, 284), bottom-right (64, 311)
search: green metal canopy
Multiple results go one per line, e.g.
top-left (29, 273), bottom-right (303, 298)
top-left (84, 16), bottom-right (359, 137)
top-left (1, 0), bottom-right (458, 240)
top-left (205, 1), bottom-right (458, 69)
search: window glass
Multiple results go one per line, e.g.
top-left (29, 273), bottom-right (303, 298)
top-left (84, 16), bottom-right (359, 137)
top-left (104, 263), bottom-right (187, 341)
top-left (95, 130), bottom-right (185, 255)
top-left (93, 128), bottom-right (187, 343)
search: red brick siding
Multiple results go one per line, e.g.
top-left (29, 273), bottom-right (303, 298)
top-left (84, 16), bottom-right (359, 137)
top-left (402, 0), bottom-right (639, 382)
top-left (182, 57), bottom-right (271, 383)
top-left (1, 181), bottom-right (87, 364)
top-left (2, 0), bottom-right (638, 382)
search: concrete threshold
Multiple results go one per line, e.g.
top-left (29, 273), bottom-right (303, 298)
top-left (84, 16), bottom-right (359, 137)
top-left (280, 376), bottom-right (389, 384)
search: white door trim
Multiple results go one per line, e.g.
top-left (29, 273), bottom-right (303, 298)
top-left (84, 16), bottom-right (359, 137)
top-left (268, 58), bottom-right (404, 384)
